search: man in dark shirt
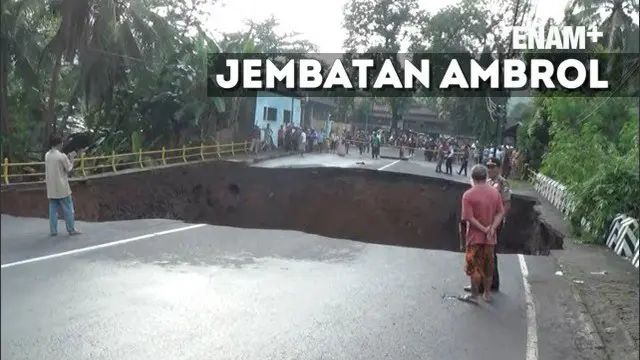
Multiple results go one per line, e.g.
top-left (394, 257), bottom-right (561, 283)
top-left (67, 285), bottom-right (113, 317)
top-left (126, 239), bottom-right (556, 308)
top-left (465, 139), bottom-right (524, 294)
top-left (277, 125), bottom-right (284, 148)
top-left (250, 125), bottom-right (260, 154)
top-left (458, 145), bottom-right (470, 177)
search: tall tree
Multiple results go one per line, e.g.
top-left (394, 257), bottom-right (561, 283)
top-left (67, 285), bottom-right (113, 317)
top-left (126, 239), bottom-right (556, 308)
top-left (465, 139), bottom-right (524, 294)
top-left (220, 16), bottom-right (318, 53)
top-left (39, 0), bottom-right (219, 140)
top-left (342, 0), bottom-right (424, 129)
top-left (342, 0), bottom-right (423, 52)
top-left (412, 0), bottom-right (534, 139)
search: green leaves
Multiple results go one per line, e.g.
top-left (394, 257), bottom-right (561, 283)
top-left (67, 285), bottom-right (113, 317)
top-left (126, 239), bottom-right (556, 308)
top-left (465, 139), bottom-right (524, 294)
top-left (530, 96), bottom-right (640, 241)
top-left (343, 0), bottom-right (423, 51)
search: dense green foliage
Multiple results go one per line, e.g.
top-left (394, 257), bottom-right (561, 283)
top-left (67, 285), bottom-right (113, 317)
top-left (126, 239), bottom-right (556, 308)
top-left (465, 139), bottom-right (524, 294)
top-left (0, 0), bottom-right (316, 161)
top-left (541, 97), bottom-right (638, 240)
top-left (514, 0), bottom-right (640, 242)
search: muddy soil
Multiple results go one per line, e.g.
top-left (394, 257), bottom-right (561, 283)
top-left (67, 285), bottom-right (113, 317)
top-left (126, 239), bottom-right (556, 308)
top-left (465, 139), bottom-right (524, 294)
top-left (0, 161), bottom-right (562, 254)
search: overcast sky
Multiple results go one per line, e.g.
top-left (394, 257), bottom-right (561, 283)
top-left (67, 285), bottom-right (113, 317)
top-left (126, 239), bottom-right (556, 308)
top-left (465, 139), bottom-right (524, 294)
top-left (205, 0), bottom-right (571, 52)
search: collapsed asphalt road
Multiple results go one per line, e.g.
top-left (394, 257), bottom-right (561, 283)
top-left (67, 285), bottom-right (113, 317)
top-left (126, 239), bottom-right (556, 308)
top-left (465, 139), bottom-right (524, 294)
top-left (0, 149), bottom-right (560, 255)
top-left (1, 150), bottom-right (605, 360)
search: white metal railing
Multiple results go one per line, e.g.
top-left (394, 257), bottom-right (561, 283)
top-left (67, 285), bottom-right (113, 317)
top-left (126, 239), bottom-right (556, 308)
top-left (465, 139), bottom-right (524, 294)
top-left (531, 172), bottom-right (639, 269)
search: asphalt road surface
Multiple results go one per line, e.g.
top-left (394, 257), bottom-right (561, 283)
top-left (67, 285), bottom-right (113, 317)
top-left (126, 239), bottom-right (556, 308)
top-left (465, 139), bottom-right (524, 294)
top-left (1, 149), bottom-right (602, 360)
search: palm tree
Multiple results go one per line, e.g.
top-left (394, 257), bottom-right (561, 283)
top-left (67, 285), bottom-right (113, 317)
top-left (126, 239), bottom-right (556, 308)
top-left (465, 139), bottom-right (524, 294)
top-left (565, 0), bottom-right (639, 94)
top-left (40, 0), bottom-right (173, 138)
top-left (1, 0), bottom-right (49, 155)
top-left (566, 0), bottom-right (639, 52)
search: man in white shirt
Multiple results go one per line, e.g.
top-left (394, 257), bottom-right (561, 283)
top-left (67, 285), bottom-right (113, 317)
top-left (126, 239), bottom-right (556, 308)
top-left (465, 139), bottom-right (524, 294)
top-left (496, 146), bottom-right (504, 162)
top-left (445, 145), bottom-right (455, 175)
top-left (299, 129), bottom-right (306, 156)
top-left (45, 134), bottom-right (81, 236)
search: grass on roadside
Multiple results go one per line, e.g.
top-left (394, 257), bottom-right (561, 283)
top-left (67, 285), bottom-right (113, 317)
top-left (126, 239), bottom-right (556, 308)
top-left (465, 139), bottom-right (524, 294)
top-left (508, 178), bottom-right (533, 191)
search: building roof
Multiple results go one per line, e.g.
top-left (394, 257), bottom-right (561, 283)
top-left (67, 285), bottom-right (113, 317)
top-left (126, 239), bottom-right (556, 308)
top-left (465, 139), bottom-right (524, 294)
top-left (370, 104), bottom-right (443, 123)
top-left (307, 97), bottom-right (337, 107)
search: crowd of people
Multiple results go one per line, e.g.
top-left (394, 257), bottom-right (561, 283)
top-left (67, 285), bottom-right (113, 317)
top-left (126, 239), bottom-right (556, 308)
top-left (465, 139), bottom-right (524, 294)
top-left (247, 124), bottom-right (524, 180)
top-left (248, 124), bottom-right (386, 159)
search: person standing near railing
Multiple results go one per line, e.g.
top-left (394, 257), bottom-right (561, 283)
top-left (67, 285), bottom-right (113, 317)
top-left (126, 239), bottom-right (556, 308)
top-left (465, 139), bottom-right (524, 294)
top-left (445, 144), bottom-right (455, 175)
top-left (45, 134), bottom-right (81, 236)
top-left (262, 124), bottom-right (273, 151)
top-left (457, 145), bottom-right (470, 177)
top-left (250, 125), bottom-right (260, 154)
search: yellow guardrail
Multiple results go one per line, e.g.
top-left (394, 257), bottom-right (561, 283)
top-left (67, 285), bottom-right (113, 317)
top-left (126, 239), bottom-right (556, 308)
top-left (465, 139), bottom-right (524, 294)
top-left (2, 141), bottom-right (251, 185)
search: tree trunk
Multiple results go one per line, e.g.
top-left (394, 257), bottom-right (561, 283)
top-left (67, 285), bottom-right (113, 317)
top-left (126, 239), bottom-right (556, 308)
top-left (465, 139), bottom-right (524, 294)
top-left (59, 87), bottom-right (80, 134)
top-left (390, 114), bottom-right (398, 130)
top-left (391, 103), bottom-right (401, 130)
top-left (231, 97), bottom-right (245, 140)
top-left (0, 48), bottom-right (10, 156)
top-left (46, 52), bottom-right (63, 142)
top-left (605, 6), bottom-right (622, 75)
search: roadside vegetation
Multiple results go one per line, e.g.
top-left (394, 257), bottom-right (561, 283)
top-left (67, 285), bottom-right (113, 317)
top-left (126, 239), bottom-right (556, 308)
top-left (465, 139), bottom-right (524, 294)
top-left (515, 0), bottom-right (639, 241)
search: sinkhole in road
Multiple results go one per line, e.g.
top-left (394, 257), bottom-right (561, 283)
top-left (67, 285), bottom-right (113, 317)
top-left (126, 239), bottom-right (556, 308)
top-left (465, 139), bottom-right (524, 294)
top-left (0, 160), bottom-right (563, 254)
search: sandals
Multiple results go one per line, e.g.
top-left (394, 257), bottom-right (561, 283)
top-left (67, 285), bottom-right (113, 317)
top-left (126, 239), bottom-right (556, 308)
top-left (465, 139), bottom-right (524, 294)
top-left (457, 294), bottom-right (479, 304)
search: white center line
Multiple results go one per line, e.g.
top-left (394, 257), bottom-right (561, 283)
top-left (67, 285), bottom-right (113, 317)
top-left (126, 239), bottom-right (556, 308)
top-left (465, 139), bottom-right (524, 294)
top-left (377, 160), bottom-right (401, 171)
top-left (1, 223), bottom-right (206, 269)
top-left (518, 253), bottom-right (539, 360)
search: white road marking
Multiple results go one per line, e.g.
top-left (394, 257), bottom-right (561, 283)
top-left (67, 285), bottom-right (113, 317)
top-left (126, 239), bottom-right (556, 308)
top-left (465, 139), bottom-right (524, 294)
top-left (0, 224), bottom-right (206, 269)
top-left (518, 254), bottom-right (539, 360)
top-left (377, 160), bottom-right (401, 171)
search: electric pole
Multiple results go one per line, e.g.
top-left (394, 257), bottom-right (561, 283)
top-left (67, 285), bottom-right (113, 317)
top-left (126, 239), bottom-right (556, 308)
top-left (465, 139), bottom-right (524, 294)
top-left (493, 103), bottom-right (506, 157)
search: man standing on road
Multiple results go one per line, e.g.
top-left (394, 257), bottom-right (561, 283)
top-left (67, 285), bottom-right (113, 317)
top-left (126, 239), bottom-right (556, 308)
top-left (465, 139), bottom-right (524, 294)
top-left (45, 134), bottom-right (81, 236)
top-left (250, 125), bottom-right (260, 154)
top-left (299, 128), bottom-right (306, 156)
top-left (263, 124), bottom-right (273, 151)
top-left (435, 143), bottom-right (445, 173)
top-left (460, 164), bottom-right (504, 302)
top-left (464, 157), bottom-right (511, 293)
top-left (457, 145), bottom-right (470, 177)
top-left (371, 131), bottom-right (381, 159)
top-left (445, 144), bottom-right (455, 175)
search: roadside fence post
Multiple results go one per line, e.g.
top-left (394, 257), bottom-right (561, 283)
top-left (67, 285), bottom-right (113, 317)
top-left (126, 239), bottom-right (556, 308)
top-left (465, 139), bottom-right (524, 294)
top-left (161, 147), bottom-right (167, 165)
top-left (3, 158), bottom-right (8, 184)
top-left (80, 153), bottom-right (87, 177)
top-left (182, 145), bottom-right (187, 162)
top-left (231, 142), bottom-right (235, 157)
top-left (138, 148), bottom-right (143, 168)
top-left (215, 141), bottom-right (221, 159)
top-left (111, 151), bottom-right (117, 172)
top-left (244, 140), bottom-right (249, 154)
top-left (200, 143), bottom-right (205, 161)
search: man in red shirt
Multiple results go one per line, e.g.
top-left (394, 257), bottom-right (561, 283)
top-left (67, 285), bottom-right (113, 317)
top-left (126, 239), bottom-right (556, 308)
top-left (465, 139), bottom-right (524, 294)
top-left (460, 164), bottom-right (505, 302)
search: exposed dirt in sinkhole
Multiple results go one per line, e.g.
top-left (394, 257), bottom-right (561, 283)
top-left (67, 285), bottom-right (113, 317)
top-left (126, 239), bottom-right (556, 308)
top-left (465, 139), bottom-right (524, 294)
top-left (0, 161), bottom-right (562, 254)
